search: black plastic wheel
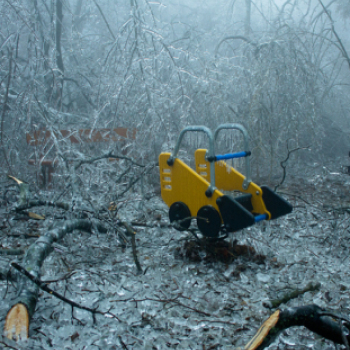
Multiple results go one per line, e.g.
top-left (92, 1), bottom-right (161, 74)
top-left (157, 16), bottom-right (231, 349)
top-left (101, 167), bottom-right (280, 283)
top-left (169, 202), bottom-right (191, 231)
top-left (197, 205), bottom-right (221, 238)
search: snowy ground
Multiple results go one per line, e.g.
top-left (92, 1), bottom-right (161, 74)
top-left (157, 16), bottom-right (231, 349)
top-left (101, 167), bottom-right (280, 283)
top-left (1, 172), bottom-right (350, 349)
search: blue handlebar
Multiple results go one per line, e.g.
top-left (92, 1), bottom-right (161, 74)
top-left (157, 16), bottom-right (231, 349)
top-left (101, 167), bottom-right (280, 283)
top-left (254, 214), bottom-right (268, 222)
top-left (215, 151), bottom-right (251, 161)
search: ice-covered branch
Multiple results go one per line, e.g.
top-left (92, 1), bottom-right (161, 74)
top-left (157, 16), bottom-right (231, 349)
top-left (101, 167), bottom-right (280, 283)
top-left (4, 219), bottom-right (108, 341)
top-left (239, 304), bottom-right (350, 350)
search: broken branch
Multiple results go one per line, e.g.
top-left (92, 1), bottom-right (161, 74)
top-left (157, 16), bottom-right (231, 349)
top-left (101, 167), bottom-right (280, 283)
top-left (239, 304), bottom-right (350, 350)
top-left (263, 282), bottom-right (321, 309)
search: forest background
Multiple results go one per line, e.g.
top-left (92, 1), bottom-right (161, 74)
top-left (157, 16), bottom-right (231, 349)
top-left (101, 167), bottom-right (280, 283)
top-left (1, 0), bottom-right (350, 349)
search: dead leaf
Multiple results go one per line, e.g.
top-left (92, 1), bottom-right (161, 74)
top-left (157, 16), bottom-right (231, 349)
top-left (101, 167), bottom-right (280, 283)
top-left (108, 202), bottom-right (117, 211)
top-left (28, 212), bottom-right (45, 220)
top-left (70, 331), bottom-right (79, 341)
top-left (8, 175), bottom-right (23, 185)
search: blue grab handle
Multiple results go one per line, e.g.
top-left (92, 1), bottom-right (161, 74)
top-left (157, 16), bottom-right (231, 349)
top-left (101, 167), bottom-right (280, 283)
top-left (254, 214), bottom-right (268, 222)
top-left (215, 151), bottom-right (251, 161)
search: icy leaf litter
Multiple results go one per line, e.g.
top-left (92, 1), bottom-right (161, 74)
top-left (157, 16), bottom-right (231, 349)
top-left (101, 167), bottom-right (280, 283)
top-left (0, 173), bottom-right (350, 349)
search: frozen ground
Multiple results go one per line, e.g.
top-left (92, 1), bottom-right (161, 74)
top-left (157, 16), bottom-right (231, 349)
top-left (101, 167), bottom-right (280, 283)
top-left (0, 172), bottom-right (350, 350)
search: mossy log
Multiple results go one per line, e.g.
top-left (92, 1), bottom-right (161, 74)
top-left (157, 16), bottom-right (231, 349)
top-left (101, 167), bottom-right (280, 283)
top-left (263, 282), bottom-right (321, 309)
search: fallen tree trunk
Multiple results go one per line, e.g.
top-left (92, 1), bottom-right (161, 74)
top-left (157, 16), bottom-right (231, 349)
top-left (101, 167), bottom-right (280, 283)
top-left (4, 165), bottom-right (146, 342)
top-left (3, 219), bottom-right (108, 341)
top-left (240, 304), bottom-right (350, 350)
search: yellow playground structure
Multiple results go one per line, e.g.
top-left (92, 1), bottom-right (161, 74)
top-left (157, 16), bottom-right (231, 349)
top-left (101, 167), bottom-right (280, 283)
top-left (159, 124), bottom-right (292, 238)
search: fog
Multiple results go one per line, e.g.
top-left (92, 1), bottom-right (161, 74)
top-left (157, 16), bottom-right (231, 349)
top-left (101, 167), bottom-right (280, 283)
top-left (1, 0), bottom-right (350, 349)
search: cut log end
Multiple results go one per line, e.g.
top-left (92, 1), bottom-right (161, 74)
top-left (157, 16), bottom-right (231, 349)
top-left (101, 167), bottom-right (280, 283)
top-left (4, 303), bottom-right (29, 341)
top-left (244, 310), bottom-right (280, 350)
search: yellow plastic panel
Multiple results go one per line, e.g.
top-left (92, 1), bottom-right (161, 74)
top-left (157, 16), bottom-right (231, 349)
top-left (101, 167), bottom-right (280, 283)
top-left (159, 153), bottom-right (223, 221)
top-left (194, 149), bottom-right (270, 219)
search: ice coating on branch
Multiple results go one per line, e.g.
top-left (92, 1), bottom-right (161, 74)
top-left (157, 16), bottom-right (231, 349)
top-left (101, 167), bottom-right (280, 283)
top-left (2, 168), bottom-right (350, 349)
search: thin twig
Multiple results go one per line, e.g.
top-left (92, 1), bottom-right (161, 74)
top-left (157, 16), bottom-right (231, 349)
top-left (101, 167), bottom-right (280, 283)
top-left (263, 282), bottom-right (321, 309)
top-left (275, 140), bottom-right (310, 191)
top-left (74, 151), bottom-right (155, 169)
top-left (118, 335), bottom-right (129, 349)
top-left (317, 0), bottom-right (350, 71)
top-left (111, 296), bottom-right (211, 317)
top-left (115, 165), bottom-right (156, 200)
top-left (91, 0), bottom-right (116, 40)
top-left (0, 48), bottom-right (12, 172)
top-left (11, 263), bottom-right (120, 321)
top-left (120, 221), bottom-right (143, 274)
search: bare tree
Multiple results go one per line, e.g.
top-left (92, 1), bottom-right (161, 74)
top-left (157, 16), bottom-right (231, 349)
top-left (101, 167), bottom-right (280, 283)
top-left (1, 0), bottom-right (350, 348)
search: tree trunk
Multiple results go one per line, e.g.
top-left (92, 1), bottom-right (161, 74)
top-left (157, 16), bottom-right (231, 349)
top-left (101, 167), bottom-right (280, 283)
top-left (244, 0), bottom-right (251, 37)
top-left (4, 219), bottom-right (107, 341)
top-left (55, 0), bottom-right (64, 108)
